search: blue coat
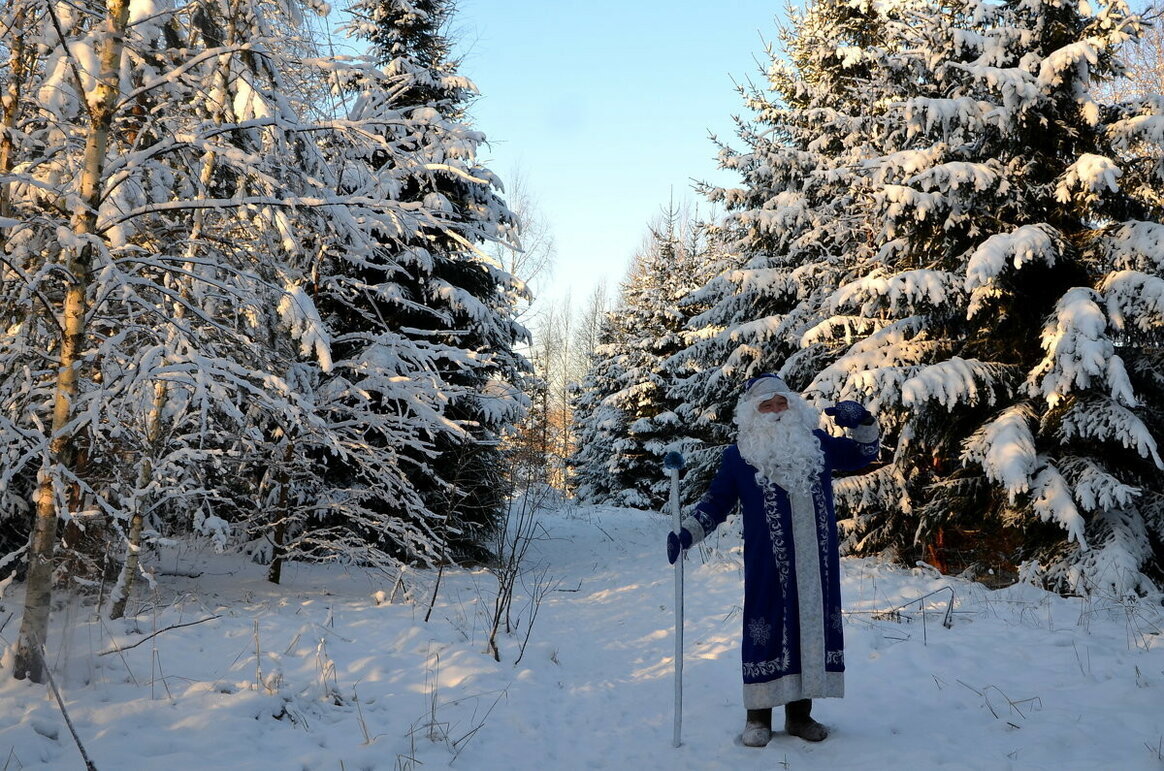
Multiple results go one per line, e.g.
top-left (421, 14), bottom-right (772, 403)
top-left (683, 428), bottom-right (879, 709)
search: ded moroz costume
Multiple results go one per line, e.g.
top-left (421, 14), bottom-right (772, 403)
top-left (667, 374), bottom-right (879, 746)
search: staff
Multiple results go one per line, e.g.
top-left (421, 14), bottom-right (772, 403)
top-left (663, 450), bottom-right (686, 748)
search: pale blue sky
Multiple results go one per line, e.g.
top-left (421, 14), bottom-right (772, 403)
top-left (453, 1), bottom-right (789, 308)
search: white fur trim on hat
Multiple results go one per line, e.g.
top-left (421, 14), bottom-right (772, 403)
top-left (743, 374), bottom-right (792, 401)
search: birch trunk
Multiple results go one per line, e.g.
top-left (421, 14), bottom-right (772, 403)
top-left (13, 0), bottom-right (131, 683)
top-left (0, 6), bottom-right (27, 220)
top-left (108, 380), bottom-right (168, 620)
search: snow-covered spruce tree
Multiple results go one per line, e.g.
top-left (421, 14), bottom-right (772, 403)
top-left (798, 0), bottom-right (1164, 593)
top-left (148, 0), bottom-right (513, 579)
top-left (570, 207), bottom-right (708, 509)
top-left (570, 311), bottom-right (631, 504)
top-left (339, 0), bottom-right (530, 562)
top-left (674, 0), bottom-right (920, 503)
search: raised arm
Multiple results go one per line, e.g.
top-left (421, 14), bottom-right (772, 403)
top-left (818, 399), bottom-right (881, 472)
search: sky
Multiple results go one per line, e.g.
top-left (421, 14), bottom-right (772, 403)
top-left (452, 0), bottom-right (791, 310)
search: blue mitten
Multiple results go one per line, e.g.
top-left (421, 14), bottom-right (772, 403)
top-left (824, 400), bottom-right (873, 428)
top-left (667, 528), bottom-right (693, 564)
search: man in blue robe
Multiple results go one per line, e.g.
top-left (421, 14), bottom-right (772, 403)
top-left (667, 374), bottom-right (879, 747)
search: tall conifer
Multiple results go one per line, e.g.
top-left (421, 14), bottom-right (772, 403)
top-left (339, 0), bottom-right (530, 559)
top-left (693, 0), bottom-right (1164, 593)
top-left (571, 208), bottom-right (707, 508)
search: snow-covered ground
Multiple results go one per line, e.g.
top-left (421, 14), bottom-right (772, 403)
top-left (0, 503), bottom-right (1162, 769)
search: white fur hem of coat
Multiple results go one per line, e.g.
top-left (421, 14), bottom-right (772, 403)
top-left (743, 672), bottom-right (845, 709)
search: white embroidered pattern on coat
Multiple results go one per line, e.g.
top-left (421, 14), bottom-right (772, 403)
top-left (743, 650), bottom-right (791, 678)
top-left (760, 480), bottom-right (790, 591)
top-left (811, 478), bottom-right (831, 620)
top-left (749, 617), bottom-right (773, 647)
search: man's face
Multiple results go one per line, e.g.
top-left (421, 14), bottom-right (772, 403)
top-left (757, 394), bottom-right (789, 415)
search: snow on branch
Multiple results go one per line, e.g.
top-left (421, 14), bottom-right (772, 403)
top-left (1054, 153), bottom-right (1122, 204)
top-left (826, 269), bottom-right (964, 317)
top-left (965, 224), bottom-right (1062, 317)
top-left (876, 185), bottom-right (945, 226)
top-left (729, 314), bottom-right (793, 346)
top-left (901, 357), bottom-right (1017, 410)
top-left (1099, 221), bottom-right (1164, 272)
top-left (948, 63), bottom-right (1043, 116)
top-left (1029, 458), bottom-right (1087, 545)
top-left (422, 162), bottom-right (490, 185)
top-left (1061, 456), bottom-right (1141, 513)
top-left (908, 159), bottom-right (1006, 197)
top-left (1106, 111), bottom-right (1164, 153)
top-left (867, 147), bottom-right (944, 182)
top-left (278, 285), bottom-right (333, 371)
top-left (1098, 270), bottom-right (1164, 335)
top-left (835, 464), bottom-right (909, 517)
top-left (430, 279), bottom-right (493, 325)
top-left (1028, 287), bottom-right (1136, 407)
top-left (1037, 39), bottom-right (1101, 91)
top-left (961, 403), bottom-right (1037, 502)
top-left (806, 317), bottom-right (935, 411)
top-left (900, 97), bottom-right (1003, 143)
top-left (801, 315), bottom-right (885, 348)
top-left (1055, 508), bottom-right (1156, 597)
top-left (723, 267), bottom-right (799, 299)
top-left (1060, 397), bottom-right (1164, 469)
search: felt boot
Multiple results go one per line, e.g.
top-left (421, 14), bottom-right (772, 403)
top-left (741, 708), bottom-right (773, 747)
top-left (784, 699), bottom-right (829, 742)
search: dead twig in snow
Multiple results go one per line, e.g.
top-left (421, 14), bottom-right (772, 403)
top-left (39, 643), bottom-right (98, 771)
top-left (97, 614), bottom-right (221, 656)
top-left (956, 680), bottom-right (1042, 722)
top-left (449, 686), bottom-right (510, 765)
top-left (424, 563), bottom-right (444, 623)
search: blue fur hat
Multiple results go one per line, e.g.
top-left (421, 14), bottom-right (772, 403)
top-left (742, 373), bottom-right (791, 399)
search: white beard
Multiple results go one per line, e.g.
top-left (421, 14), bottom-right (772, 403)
top-left (734, 393), bottom-right (825, 494)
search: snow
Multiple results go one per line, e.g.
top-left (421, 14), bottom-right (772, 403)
top-left (901, 98), bottom-right (1002, 142)
top-left (806, 316), bottom-right (934, 412)
top-left (278, 285), bottom-right (334, 372)
top-left (1030, 288), bottom-right (1135, 408)
top-left (1102, 221), bottom-right (1164, 272)
top-left (1068, 457), bottom-right (1140, 514)
top-left (965, 224), bottom-right (1060, 316)
top-left (2, 503), bottom-right (1161, 770)
top-left (877, 184), bottom-right (945, 224)
top-left (901, 357), bottom-right (1006, 410)
top-left (1038, 40), bottom-right (1101, 90)
top-left (1056, 153), bottom-right (1122, 202)
top-left (127, 0), bottom-right (159, 26)
top-left (954, 63), bottom-right (1043, 116)
top-left (826, 270), bottom-right (963, 317)
top-left (1100, 270), bottom-right (1164, 334)
top-left (1107, 113), bottom-right (1164, 149)
top-left (1059, 398), bottom-right (1164, 470)
top-left (962, 403), bottom-right (1038, 502)
top-left (1029, 460), bottom-right (1087, 546)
